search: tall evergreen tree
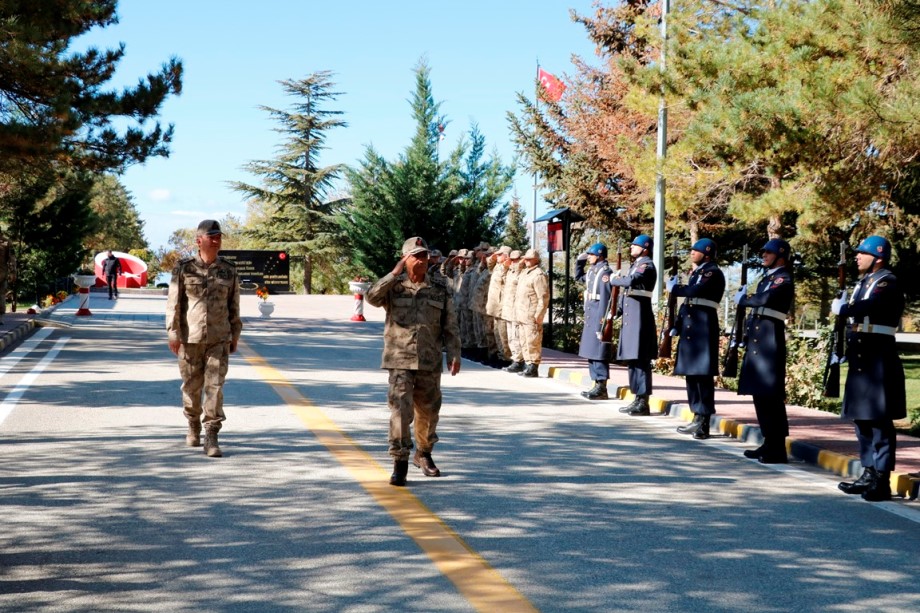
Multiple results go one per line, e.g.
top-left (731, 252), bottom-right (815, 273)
top-left (84, 174), bottom-right (147, 255)
top-left (502, 195), bottom-right (530, 251)
top-left (346, 61), bottom-right (513, 277)
top-left (230, 71), bottom-right (348, 294)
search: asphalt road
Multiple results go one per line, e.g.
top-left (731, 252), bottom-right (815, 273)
top-left (1, 295), bottom-right (919, 612)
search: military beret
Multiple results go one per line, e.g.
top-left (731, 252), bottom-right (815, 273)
top-left (401, 236), bottom-right (429, 256)
top-left (197, 219), bottom-right (222, 236)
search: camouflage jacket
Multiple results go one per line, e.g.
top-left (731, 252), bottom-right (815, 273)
top-left (166, 255), bottom-right (242, 345)
top-left (366, 271), bottom-right (461, 371)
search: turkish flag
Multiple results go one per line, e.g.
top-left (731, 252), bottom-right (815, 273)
top-left (538, 67), bottom-right (566, 102)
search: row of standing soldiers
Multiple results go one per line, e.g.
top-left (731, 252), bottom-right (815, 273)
top-left (575, 234), bottom-right (905, 503)
top-left (432, 243), bottom-right (549, 378)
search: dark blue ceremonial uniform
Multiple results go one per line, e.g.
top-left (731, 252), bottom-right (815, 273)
top-left (610, 255), bottom-right (657, 396)
top-left (840, 268), bottom-right (905, 473)
top-left (737, 266), bottom-right (794, 446)
top-left (576, 258), bottom-right (615, 381)
top-left (672, 261), bottom-right (725, 416)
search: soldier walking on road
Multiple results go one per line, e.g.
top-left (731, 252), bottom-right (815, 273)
top-left (668, 239), bottom-right (725, 439)
top-left (735, 239), bottom-right (794, 463)
top-left (834, 236), bottom-right (905, 502)
top-left (611, 235), bottom-right (658, 415)
top-left (575, 243), bottom-right (615, 400)
top-left (513, 249), bottom-right (550, 378)
top-left (166, 220), bottom-right (242, 458)
top-left (366, 237), bottom-right (461, 487)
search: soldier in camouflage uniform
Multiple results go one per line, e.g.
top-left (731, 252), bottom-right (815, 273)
top-left (513, 249), bottom-right (550, 377)
top-left (459, 249), bottom-right (479, 356)
top-left (486, 246), bottom-right (512, 365)
top-left (470, 246), bottom-right (496, 363)
top-left (501, 251), bottom-right (525, 372)
top-left (366, 236), bottom-right (461, 487)
top-left (166, 220), bottom-right (242, 458)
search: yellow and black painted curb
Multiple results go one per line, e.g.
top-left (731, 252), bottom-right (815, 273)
top-left (545, 365), bottom-right (920, 500)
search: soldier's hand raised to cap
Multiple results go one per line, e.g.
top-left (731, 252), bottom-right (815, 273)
top-left (391, 255), bottom-right (409, 276)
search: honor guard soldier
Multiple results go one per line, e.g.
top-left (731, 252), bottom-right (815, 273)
top-left (366, 237), bottom-right (461, 487)
top-left (735, 238), bottom-right (794, 463)
top-left (834, 235), bottom-right (905, 502)
top-left (611, 234), bottom-right (658, 415)
top-left (668, 238), bottom-right (725, 438)
top-left (166, 220), bottom-right (242, 458)
top-left (575, 243), bottom-right (615, 400)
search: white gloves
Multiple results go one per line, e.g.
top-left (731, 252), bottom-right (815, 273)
top-left (733, 286), bottom-right (747, 305)
top-left (576, 253), bottom-right (589, 262)
top-left (666, 276), bottom-right (678, 293)
top-left (831, 297), bottom-right (844, 315)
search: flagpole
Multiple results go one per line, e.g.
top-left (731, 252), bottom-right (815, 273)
top-left (532, 59), bottom-right (539, 251)
top-left (652, 0), bottom-right (669, 309)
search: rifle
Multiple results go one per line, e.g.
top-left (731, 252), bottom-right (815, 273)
top-left (599, 240), bottom-right (622, 343)
top-left (657, 238), bottom-right (679, 359)
top-left (721, 244), bottom-right (748, 378)
top-left (822, 241), bottom-right (847, 397)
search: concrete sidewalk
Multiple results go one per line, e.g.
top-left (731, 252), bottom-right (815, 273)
top-left (538, 347), bottom-right (920, 500)
top-left (3, 291), bottom-right (919, 500)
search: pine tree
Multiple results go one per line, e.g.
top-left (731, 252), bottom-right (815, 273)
top-left (502, 195), bottom-right (530, 251)
top-left (346, 61), bottom-right (513, 277)
top-left (230, 71), bottom-right (348, 294)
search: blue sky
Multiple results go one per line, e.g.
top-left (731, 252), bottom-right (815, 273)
top-left (80, 1), bottom-right (599, 250)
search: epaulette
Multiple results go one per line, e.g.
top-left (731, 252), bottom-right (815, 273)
top-left (179, 257), bottom-right (194, 264)
top-left (431, 275), bottom-right (449, 289)
top-left (218, 256), bottom-right (236, 267)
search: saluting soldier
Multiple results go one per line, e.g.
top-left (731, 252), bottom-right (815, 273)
top-left (734, 238), bottom-right (794, 463)
top-left (834, 235), bottom-right (905, 502)
top-left (575, 243), bottom-right (615, 400)
top-left (668, 238), bottom-right (725, 438)
top-left (513, 249), bottom-right (550, 378)
top-left (166, 220), bottom-right (242, 458)
top-left (501, 251), bottom-right (525, 373)
top-left (486, 246), bottom-right (512, 366)
top-left (366, 237), bottom-right (461, 487)
top-left (611, 234), bottom-right (658, 416)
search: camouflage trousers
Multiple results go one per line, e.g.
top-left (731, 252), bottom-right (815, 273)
top-left (179, 342), bottom-right (229, 431)
top-left (387, 369), bottom-right (442, 460)
top-left (518, 322), bottom-right (544, 365)
top-left (481, 314), bottom-right (498, 355)
top-left (471, 310), bottom-right (485, 347)
top-left (460, 308), bottom-right (475, 348)
top-left (506, 320), bottom-right (523, 362)
top-left (494, 315), bottom-right (510, 359)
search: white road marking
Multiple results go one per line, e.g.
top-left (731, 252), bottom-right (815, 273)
top-left (0, 327), bottom-right (54, 378)
top-left (0, 336), bottom-right (70, 425)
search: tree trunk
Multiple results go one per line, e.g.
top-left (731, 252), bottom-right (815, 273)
top-left (303, 254), bottom-right (312, 294)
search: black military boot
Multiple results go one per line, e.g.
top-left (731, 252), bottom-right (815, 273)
top-left (581, 381), bottom-right (608, 400)
top-left (413, 450), bottom-right (441, 477)
top-left (626, 395), bottom-right (650, 416)
top-left (677, 414), bottom-right (703, 435)
top-left (693, 415), bottom-right (711, 439)
top-left (389, 460), bottom-right (409, 486)
top-left (743, 443), bottom-right (766, 459)
top-left (758, 439), bottom-right (788, 464)
top-left (504, 360), bottom-right (524, 373)
top-left (838, 467), bottom-right (878, 495)
top-left (862, 471), bottom-right (892, 502)
top-left (519, 363), bottom-right (539, 378)
top-left (619, 396), bottom-right (641, 413)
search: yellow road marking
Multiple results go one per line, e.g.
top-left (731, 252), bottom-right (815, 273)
top-left (239, 340), bottom-right (539, 613)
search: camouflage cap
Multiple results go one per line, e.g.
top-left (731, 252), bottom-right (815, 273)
top-left (429, 249), bottom-right (442, 259)
top-left (498, 245), bottom-right (512, 256)
top-left (197, 219), bottom-right (222, 236)
top-left (477, 241), bottom-right (491, 250)
top-left (401, 236), bottom-right (429, 257)
top-left (448, 249), bottom-right (458, 257)
top-left (457, 248), bottom-right (469, 257)
top-left (523, 248), bottom-right (541, 261)
top-left (509, 250), bottom-right (522, 260)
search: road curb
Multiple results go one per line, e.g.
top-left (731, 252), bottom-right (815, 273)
top-left (0, 320), bottom-right (36, 353)
top-left (545, 364), bottom-right (920, 500)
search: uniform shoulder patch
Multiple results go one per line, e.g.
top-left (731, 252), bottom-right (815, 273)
top-left (704, 271), bottom-right (712, 277)
top-left (877, 281), bottom-right (888, 288)
top-left (602, 275), bottom-right (610, 283)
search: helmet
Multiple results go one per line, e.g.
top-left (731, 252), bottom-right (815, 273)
top-left (586, 242), bottom-right (607, 258)
top-left (761, 239), bottom-right (791, 258)
top-left (632, 234), bottom-right (653, 251)
top-left (691, 238), bottom-right (717, 258)
top-left (855, 235), bottom-right (891, 261)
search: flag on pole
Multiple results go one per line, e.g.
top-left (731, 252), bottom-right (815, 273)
top-left (538, 67), bottom-right (566, 102)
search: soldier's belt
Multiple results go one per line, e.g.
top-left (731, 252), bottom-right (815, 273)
top-left (584, 292), bottom-right (602, 301)
top-left (685, 298), bottom-right (720, 310)
top-left (851, 322), bottom-right (897, 336)
top-left (751, 307), bottom-right (787, 321)
top-left (625, 289), bottom-right (653, 298)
